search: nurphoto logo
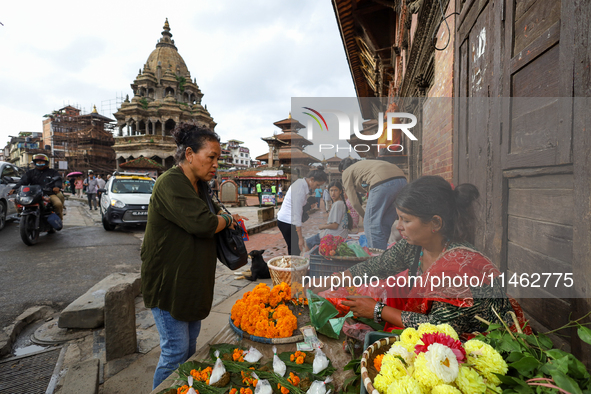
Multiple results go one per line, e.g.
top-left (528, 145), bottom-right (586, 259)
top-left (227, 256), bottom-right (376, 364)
top-left (302, 107), bottom-right (418, 154)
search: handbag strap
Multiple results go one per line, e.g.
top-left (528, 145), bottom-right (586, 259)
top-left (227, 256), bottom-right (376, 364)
top-left (202, 181), bottom-right (233, 216)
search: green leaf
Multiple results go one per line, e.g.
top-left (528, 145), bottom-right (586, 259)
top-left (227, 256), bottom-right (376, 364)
top-left (546, 349), bottom-right (570, 360)
top-left (550, 370), bottom-right (584, 394)
top-left (495, 374), bottom-right (521, 386)
top-left (487, 323), bottom-right (503, 331)
top-left (343, 374), bottom-right (360, 391)
top-left (536, 333), bottom-right (554, 350)
top-left (509, 356), bottom-right (541, 378)
top-left (578, 325), bottom-right (591, 345)
top-left (506, 351), bottom-right (526, 363)
top-left (499, 337), bottom-right (523, 353)
top-left (343, 358), bottom-right (361, 372)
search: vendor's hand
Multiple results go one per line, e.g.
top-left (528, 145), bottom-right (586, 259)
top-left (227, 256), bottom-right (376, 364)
top-left (228, 214), bottom-right (247, 230)
top-left (53, 187), bottom-right (60, 194)
top-left (298, 237), bottom-right (306, 255)
top-left (341, 296), bottom-right (377, 319)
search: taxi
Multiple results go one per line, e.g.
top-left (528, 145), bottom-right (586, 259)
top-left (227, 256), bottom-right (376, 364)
top-left (99, 171), bottom-right (154, 231)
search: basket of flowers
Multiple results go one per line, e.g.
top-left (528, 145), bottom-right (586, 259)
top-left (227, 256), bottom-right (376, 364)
top-left (361, 323), bottom-right (509, 394)
top-left (229, 282), bottom-right (308, 344)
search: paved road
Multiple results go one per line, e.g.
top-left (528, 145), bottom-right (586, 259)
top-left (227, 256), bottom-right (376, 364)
top-left (0, 199), bottom-right (144, 330)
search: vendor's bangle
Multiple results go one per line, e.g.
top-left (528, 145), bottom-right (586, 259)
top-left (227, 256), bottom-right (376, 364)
top-left (221, 214), bottom-right (231, 228)
top-left (374, 302), bottom-right (385, 323)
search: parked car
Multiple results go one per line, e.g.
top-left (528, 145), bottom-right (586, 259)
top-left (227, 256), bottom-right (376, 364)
top-left (99, 172), bottom-right (154, 231)
top-left (0, 161), bottom-right (24, 231)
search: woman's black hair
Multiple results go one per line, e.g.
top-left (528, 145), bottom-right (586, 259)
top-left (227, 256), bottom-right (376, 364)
top-left (171, 122), bottom-right (220, 164)
top-left (327, 180), bottom-right (353, 230)
top-left (338, 158), bottom-right (358, 173)
top-left (306, 166), bottom-right (328, 183)
top-left (394, 175), bottom-right (480, 244)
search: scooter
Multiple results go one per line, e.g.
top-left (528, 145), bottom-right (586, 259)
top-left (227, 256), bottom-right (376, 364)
top-left (15, 176), bottom-right (63, 246)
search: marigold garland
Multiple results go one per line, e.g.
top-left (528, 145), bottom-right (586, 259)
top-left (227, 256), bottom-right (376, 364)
top-left (231, 283), bottom-right (298, 338)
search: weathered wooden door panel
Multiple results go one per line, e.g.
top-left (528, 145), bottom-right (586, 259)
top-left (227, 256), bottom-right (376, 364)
top-left (454, 0), bottom-right (576, 343)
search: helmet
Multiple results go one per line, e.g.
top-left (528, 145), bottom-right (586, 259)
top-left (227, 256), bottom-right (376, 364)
top-left (32, 154), bottom-right (49, 163)
top-left (32, 154), bottom-right (49, 169)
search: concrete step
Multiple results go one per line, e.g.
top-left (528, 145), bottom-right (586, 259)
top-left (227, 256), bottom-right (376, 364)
top-left (58, 273), bottom-right (141, 329)
top-left (60, 358), bottom-right (100, 394)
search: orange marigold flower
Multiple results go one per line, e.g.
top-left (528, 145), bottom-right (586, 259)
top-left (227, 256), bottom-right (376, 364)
top-left (296, 356), bottom-right (305, 364)
top-left (288, 372), bottom-right (300, 386)
top-left (230, 389), bottom-right (238, 394)
top-left (233, 348), bottom-right (244, 362)
top-left (178, 385), bottom-right (189, 394)
top-left (373, 354), bottom-right (384, 372)
top-left (290, 354), bottom-right (295, 362)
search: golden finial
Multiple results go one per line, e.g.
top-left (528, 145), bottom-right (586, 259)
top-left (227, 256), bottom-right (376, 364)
top-left (163, 18), bottom-right (170, 30)
top-left (288, 112), bottom-right (292, 119)
top-left (92, 105), bottom-right (98, 114)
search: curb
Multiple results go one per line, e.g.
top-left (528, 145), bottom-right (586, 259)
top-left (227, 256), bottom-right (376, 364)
top-left (0, 305), bottom-right (53, 357)
top-left (246, 219), bottom-right (277, 235)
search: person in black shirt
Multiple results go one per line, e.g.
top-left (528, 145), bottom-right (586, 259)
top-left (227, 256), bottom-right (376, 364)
top-left (10, 154), bottom-right (65, 220)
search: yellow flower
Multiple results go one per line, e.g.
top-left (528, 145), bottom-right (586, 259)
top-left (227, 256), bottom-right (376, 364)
top-left (432, 384), bottom-right (462, 394)
top-left (464, 339), bottom-right (507, 386)
top-left (400, 327), bottom-right (421, 348)
top-left (413, 352), bottom-right (444, 389)
top-left (385, 376), bottom-right (423, 394)
top-left (436, 324), bottom-right (459, 341)
top-left (417, 323), bottom-right (440, 336)
top-left (455, 366), bottom-right (486, 394)
top-left (373, 354), bottom-right (410, 394)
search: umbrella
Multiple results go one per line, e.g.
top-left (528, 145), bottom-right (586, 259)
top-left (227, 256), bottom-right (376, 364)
top-left (67, 171), bottom-right (83, 177)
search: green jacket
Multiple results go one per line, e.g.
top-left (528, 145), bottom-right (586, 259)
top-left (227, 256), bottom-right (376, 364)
top-left (141, 166), bottom-right (220, 322)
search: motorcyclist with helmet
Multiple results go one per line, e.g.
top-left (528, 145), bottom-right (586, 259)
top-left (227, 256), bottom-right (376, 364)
top-left (8, 154), bottom-right (65, 221)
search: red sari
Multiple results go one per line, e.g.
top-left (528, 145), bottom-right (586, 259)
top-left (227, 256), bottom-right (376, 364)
top-left (383, 247), bottom-right (531, 335)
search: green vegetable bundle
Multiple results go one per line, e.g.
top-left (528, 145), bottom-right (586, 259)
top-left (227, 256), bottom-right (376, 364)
top-left (336, 243), bottom-right (356, 257)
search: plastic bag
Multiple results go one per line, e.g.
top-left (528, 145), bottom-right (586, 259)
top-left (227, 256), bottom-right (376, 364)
top-left (347, 243), bottom-right (369, 258)
top-left (244, 346), bottom-right (263, 363)
top-left (358, 234), bottom-right (368, 248)
top-left (272, 346), bottom-right (286, 377)
top-left (307, 290), bottom-right (353, 339)
top-left (318, 281), bottom-right (388, 317)
top-left (306, 377), bottom-right (333, 394)
top-left (312, 348), bottom-right (329, 374)
top-left (252, 372), bottom-right (273, 394)
top-left (187, 376), bottom-right (197, 394)
top-left (209, 350), bottom-right (226, 385)
top-left (342, 321), bottom-right (373, 342)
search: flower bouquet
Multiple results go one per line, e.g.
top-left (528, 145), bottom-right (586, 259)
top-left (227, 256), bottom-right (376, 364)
top-left (361, 323), bottom-right (508, 394)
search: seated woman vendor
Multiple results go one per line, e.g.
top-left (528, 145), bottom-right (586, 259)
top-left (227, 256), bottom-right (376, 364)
top-left (305, 181), bottom-right (353, 251)
top-left (334, 176), bottom-right (530, 335)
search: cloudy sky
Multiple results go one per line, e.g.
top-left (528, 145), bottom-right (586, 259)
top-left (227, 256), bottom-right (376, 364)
top-left (0, 0), bottom-right (364, 161)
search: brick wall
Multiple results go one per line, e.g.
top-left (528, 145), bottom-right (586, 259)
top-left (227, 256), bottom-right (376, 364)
top-left (421, 0), bottom-right (455, 183)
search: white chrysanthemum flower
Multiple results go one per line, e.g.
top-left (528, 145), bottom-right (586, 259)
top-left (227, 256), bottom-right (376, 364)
top-left (387, 345), bottom-right (416, 366)
top-left (425, 343), bottom-right (459, 383)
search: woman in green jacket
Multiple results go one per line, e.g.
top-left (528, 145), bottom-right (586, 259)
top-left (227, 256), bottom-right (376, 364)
top-left (141, 123), bottom-right (244, 390)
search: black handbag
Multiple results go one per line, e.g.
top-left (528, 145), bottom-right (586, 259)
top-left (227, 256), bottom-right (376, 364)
top-left (202, 182), bottom-right (249, 270)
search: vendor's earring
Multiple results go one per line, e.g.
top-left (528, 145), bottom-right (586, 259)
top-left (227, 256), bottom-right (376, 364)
top-left (432, 229), bottom-right (436, 233)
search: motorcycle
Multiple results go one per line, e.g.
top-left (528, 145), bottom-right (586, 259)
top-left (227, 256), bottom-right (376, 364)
top-left (15, 176), bottom-right (63, 245)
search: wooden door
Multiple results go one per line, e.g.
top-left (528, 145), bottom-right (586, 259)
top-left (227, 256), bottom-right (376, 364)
top-left (454, 0), bottom-right (577, 351)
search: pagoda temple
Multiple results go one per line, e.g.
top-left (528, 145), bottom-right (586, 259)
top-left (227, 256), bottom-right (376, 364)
top-left (256, 114), bottom-right (320, 176)
top-left (112, 19), bottom-right (216, 169)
